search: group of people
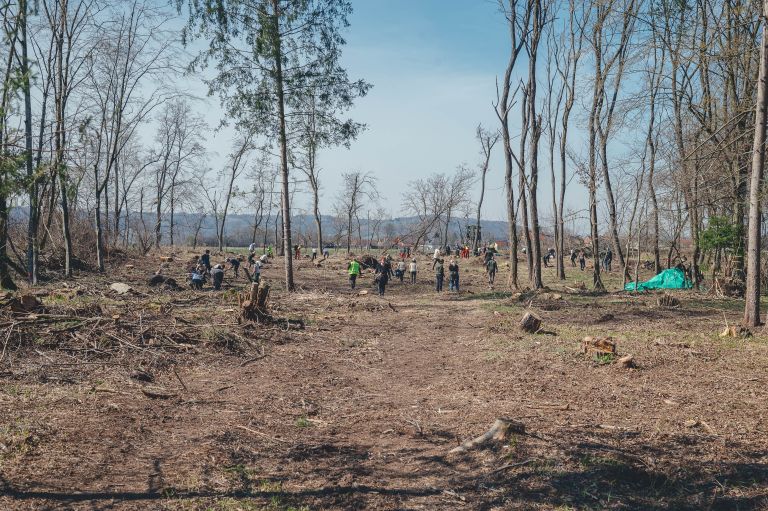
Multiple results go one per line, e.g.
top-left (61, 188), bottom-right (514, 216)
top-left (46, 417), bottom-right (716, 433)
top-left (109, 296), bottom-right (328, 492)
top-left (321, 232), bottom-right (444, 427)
top-left (293, 244), bottom-right (331, 261)
top-left (187, 246), bottom-right (272, 291)
top-left (567, 248), bottom-right (612, 272)
top-left (345, 247), bottom-right (499, 297)
top-left (182, 240), bottom-right (623, 296)
top-left (347, 255), bottom-right (414, 296)
top-left (188, 250), bottom-right (229, 291)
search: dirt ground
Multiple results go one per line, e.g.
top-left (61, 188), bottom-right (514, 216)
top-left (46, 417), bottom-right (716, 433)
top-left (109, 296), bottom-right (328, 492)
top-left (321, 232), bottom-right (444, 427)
top-left (1, 249), bottom-right (767, 510)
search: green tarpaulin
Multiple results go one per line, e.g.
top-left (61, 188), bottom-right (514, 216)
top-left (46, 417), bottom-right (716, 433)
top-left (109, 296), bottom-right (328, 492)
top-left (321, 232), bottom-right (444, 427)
top-left (624, 268), bottom-right (692, 291)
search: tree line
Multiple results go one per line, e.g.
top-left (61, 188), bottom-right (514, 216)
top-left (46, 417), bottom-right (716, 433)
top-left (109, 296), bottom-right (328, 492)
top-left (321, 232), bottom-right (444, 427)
top-left (2, 0), bottom-right (768, 326)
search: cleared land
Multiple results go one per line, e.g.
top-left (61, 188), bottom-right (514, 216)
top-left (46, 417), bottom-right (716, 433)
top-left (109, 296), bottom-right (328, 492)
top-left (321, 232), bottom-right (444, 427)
top-left (1, 251), bottom-right (767, 510)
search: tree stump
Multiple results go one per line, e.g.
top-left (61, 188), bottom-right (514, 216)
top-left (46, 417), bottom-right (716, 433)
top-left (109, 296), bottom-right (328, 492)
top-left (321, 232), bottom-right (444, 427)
top-left (519, 312), bottom-right (542, 333)
top-left (657, 293), bottom-right (679, 308)
top-left (9, 294), bottom-right (42, 313)
top-left (582, 336), bottom-right (616, 355)
top-left (256, 283), bottom-right (270, 310)
top-left (240, 282), bottom-right (270, 322)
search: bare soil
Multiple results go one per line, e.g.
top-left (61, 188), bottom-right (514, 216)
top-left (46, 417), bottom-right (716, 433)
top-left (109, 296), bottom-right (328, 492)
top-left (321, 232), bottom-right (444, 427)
top-left (1, 250), bottom-right (767, 510)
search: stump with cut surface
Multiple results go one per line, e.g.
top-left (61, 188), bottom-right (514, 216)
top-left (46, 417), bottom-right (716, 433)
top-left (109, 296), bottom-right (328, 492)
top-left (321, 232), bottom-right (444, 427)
top-left (450, 418), bottom-right (526, 454)
top-left (582, 336), bottom-right (616, 355)
top-left (657, 293), bottom-right (680, 308)
top-left (519, 312), bottom-right (542, 333)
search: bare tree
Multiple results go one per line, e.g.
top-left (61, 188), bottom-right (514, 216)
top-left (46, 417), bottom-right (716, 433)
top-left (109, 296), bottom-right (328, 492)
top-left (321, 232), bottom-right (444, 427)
top-left (217, 132), bottom-right (255, 252)
top-left (522, 0), bottom-right (549, 290)
top-left (84, 1), bottom-right (174, 271)
top-left (402, 174), bottom-right (447, 251)
top-left (553, 0), bottom-right (586, 280)
top-left (585, 0), bottom-right (637, 290)
top-left (472, 125), bottom-right (499, 253)
top-left (442, 166), bottom-right (475, 247)
top-left (150, 99), bottom-right (206, 248)
top-left (495, 0), bottom-right (532, 289)
top-left (336, 171), bottom-right (377, 253)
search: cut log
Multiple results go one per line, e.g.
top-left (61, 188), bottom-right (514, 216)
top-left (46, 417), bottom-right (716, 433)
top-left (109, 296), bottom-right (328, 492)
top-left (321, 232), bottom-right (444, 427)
top-left (109, 283), bottom-right (133, 295)
top-left (617, 354), bottom-right (635, 368)
top-left (450, 418), bottom-right (526, 454)
top-left (519, 312), bottom-right (542, 333)
top-left (160, 256), bottom-right (174, 262)
top-left (719, 325), bottom-right (751, 338)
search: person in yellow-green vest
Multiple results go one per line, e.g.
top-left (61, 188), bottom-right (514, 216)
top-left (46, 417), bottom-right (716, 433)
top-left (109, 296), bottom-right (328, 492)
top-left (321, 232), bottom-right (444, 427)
top-left (347, 257), bottom-right (361, 289)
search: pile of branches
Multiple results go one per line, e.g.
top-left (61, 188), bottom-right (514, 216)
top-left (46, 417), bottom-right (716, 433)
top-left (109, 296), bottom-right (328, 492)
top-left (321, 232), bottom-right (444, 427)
top-left (0, 294), bottom-right (264, 370)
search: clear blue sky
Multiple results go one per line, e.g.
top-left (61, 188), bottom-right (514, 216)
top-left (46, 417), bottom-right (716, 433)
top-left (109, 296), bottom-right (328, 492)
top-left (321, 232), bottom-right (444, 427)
top-left (318, 0), bottom-right (513, 221)
top-left (189, 0), bottom-right (594, 230)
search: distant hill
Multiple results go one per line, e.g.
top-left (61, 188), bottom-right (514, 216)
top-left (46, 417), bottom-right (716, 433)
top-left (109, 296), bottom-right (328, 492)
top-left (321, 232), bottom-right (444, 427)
top-left (130, 211), bottom-right (514, 247)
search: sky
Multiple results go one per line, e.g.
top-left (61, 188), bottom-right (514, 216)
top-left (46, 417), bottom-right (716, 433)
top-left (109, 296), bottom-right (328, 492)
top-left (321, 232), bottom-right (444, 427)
top-left (184, 0), bottom-right (592, 230)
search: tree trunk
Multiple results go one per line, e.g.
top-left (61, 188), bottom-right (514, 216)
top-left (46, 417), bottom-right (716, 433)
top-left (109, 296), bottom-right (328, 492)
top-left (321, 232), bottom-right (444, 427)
top-left (744, 0), bottom-right (768, 327)
top-left (647, 93), bottom-right (661, 275)
top-left (527, 6), bottom-right (543, 290)
top-left (312, 184), bottom-right (323, 255)
top-left (20, 0), bottom-right (37, 284)
top-left (95, 190), bottom-right (105, 272)
top-left (155, 189), bottom-right (162, 248)
top-left (169, 181), bottom-right (176, 246)
top-left (518, 92), bottom-right (533, 282)
top-left (0, 195), bottom-right (16, 290)
top-left (599, 141), bottom-right (626, 273)
top-left (273, 0), bottom-right (294, 291)
top-left (474, 168), bottom-right (486, 253)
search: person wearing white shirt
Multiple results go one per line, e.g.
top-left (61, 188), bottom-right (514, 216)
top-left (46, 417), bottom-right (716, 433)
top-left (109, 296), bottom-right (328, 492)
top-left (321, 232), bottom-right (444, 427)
top-left (409, 259), bottom-right (417, 284)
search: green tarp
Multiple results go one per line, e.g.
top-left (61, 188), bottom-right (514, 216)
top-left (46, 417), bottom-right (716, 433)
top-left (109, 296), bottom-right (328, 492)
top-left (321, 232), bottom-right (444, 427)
top-left (624, 268), bottom-right (692, 291)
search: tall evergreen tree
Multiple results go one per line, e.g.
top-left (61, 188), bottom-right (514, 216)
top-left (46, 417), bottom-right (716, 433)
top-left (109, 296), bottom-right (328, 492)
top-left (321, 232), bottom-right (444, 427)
top-left (180, 0), bottom-right (368, 291)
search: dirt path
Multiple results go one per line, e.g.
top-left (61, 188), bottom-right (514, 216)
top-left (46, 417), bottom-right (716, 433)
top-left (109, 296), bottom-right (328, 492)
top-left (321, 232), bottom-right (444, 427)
top-left (2, 254), bottom-right (768, 510)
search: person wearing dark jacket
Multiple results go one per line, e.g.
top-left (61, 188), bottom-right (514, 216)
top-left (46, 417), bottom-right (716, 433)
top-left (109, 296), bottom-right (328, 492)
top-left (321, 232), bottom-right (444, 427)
top-left (448, 259), bottom-right (460, 292)
top-left (200, 250), bottom-right (211, 272)
top-left (486, 256), bottom-right (498, 287)
top-left (603, 249), bottom-right (613, 272)
top-left (210, 264), bottom-right (225, 290)
top-left (434, 258), bottom-right (445, 292)
top-left (375, 257), bottom-right (391, 296)
top-left (227, 257), bottom-right (241, 278)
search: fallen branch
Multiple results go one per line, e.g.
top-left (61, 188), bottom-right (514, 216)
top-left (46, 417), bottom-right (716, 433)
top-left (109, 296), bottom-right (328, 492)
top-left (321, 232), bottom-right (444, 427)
top-left (173, 367), bottom-right (188, 391)
top-left (141, 387), bottom-right (178, 399)
top-left (240, 348), bottom-right (268, 367)
top-left (488, 458), bottom-right (538, 475)
top-left (235, 424), bottom-right (289, 443)
top-left (450, 418), bottom-right (526, 454)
